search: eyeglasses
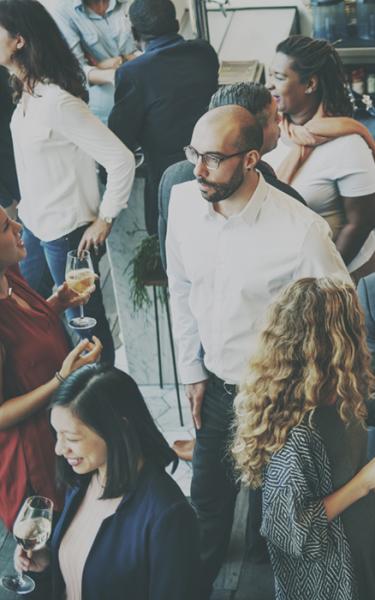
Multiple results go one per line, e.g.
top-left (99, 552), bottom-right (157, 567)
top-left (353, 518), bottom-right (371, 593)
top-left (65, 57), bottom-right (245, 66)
top-left (184, 145), bottom-right (250, 170)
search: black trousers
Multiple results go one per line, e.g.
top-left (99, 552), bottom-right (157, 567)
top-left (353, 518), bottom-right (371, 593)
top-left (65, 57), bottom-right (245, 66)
top-left (191, 373), bottom-right (238, 598)
top-left (191, 372), bottom-right (266, 599)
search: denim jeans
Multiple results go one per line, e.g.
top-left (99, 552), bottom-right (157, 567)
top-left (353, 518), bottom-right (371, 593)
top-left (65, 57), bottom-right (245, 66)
top-left (20, 225), bottom-right (114, 365)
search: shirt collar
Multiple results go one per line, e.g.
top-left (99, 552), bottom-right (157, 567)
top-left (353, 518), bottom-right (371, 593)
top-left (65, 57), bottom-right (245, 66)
top-left (204, 171), bottom-right (269, 226)
top-left (145, 33), bottom-right (182, 53)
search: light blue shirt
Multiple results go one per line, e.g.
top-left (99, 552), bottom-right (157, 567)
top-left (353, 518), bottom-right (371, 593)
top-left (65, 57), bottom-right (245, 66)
top-left (51, 0), bottom-right (135, 123)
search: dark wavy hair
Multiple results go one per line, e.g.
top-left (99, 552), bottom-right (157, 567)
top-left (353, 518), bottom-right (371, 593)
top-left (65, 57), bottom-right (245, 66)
top-left (50, 365), bottom-right (177, 498)
top-left (276, 35), bottom-right (352, 117)
top-left (0, 0), bottom-right (87, 102)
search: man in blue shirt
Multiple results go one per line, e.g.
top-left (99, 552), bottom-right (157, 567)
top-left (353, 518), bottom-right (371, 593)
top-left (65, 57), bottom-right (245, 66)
top-left (108, 0), bottom-right (219, 234)
top-left (51, 0), bottom-right (135, 123)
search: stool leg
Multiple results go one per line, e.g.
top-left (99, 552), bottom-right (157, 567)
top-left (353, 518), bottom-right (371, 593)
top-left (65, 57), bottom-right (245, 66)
top-left (163, 287), bottom-right (184, 426)
top-left (153, 286), bottom-right (163, 389)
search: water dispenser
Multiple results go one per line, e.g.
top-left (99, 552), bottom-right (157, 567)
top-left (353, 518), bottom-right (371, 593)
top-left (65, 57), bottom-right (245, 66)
top-left (311, 0), bottom-right (347, 42)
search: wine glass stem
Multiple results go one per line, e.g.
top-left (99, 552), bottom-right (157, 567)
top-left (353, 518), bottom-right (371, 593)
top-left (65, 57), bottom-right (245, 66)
top-left (17, 571), bottom-right (26, 585)
top-left (79, 303), bottom-right (84, 319)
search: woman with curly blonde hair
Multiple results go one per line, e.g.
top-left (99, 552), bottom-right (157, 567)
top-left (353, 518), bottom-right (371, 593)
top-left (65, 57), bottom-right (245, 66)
top-left (232, 277), bottom-right (375, 600)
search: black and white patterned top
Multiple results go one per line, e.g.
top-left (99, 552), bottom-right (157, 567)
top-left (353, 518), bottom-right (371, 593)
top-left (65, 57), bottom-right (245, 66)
top-left (261, 421), bottom-right (358, 600)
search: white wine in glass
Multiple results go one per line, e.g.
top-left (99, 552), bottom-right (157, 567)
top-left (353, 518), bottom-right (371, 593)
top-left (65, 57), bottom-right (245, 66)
top-left (65, 249), bottom-right (97, 330)
top-left (1, 496), bottom-right (53, 595)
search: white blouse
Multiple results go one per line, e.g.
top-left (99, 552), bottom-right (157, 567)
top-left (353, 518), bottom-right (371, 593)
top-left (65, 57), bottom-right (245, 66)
top-left (11, 81), bottom-right (135, 241)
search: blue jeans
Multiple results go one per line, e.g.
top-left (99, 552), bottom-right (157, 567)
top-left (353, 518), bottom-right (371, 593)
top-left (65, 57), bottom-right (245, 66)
top-left (20, 225), bottom-right (115, 365)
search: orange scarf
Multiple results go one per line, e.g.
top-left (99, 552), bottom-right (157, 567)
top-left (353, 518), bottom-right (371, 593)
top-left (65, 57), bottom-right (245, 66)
top-left (277, 104), bottom-right (375, 184)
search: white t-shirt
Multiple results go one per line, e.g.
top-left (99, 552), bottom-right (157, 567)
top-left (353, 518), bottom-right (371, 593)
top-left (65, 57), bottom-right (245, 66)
top-left (266, 134), bottom-right (375, 272)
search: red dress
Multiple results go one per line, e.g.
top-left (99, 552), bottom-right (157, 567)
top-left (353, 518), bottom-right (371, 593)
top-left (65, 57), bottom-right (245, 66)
top-left (0, 267), bottom-right (68, 529)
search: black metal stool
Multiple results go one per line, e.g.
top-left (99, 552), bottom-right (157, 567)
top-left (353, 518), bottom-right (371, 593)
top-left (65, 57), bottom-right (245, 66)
top-left (144, 278), bottom-right (184, 426)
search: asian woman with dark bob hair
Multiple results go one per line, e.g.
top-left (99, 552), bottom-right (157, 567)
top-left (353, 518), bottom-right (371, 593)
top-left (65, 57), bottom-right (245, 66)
top-left (15, 364), bottom-right (199, 600)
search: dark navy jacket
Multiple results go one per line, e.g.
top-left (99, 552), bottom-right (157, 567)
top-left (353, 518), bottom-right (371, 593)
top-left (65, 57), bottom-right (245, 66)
top-left (108, 33), bottom-right (219, 233)
top-left (51, 462), bottom-right (199, 600)
top-left (0, 67), bottom-right (20, 208)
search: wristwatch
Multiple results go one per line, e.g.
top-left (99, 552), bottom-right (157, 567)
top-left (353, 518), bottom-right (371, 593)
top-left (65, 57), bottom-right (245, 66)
top-left (99, 212), bottom-right (113, 225)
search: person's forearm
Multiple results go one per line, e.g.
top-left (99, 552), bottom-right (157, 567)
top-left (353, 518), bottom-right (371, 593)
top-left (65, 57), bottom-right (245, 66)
top-left (335, 223), bottom-right (372, 265)
top-left (0, 376), bottom-right (60, 431)
top-left (87, 68), bottom-right (115, 86)
top-left (323, 472), bottom-right (368, 521)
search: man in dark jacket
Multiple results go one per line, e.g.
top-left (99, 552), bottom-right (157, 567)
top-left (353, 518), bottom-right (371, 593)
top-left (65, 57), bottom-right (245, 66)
top-left (108, 0), bottom-right (219, 234)
top-left (0, 66), bottom-right (20, 211)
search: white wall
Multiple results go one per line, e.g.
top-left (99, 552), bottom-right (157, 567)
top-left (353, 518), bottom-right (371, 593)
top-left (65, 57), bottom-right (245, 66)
top-left (175, 0), bottom-right (313, 35)
top-left (173, 0), bottom-right (190, 20)
top-left (217, 0), bottom-right (312, 35)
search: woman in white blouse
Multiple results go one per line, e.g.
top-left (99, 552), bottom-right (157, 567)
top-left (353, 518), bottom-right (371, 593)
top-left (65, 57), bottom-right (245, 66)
top-left (0, 0), bottom-right (135, 363)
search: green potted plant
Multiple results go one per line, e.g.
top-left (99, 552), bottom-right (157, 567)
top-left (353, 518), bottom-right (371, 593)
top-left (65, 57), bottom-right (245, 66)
top-left (128, 234), bottom-right (166, 311)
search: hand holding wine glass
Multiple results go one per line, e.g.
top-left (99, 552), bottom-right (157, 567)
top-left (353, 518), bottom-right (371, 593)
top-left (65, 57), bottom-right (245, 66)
top-left (53, 278), bottom-right (97, 312)
top-left (1, 496), bottom-right (53, 595)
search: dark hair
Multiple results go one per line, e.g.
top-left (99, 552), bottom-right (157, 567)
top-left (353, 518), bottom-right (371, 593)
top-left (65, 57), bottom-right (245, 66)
top-left (0, 0), bottom-right (87, 103)
top-left (210, 82), bottom-right (273, 127)
top-left (129, 0), bottom-right (178, 41)
top-left (276, 35), bottom-right (352, 117)
top-left (50, 365), bottom-right (177, 498)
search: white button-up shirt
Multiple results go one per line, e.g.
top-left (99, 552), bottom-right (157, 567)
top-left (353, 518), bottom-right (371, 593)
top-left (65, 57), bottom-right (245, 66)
top-left (11, 82), bottom-right (135, 241)
top-left (166, 174), bottom-right (351, 385)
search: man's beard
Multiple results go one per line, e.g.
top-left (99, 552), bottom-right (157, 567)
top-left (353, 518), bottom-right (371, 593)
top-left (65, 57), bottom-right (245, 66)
top-left (196, 163), bottom-right (244, 203)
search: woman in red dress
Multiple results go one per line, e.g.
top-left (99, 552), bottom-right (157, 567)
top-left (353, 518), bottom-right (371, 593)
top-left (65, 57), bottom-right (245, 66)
top-left (0, 205), bottom-right (102, 532)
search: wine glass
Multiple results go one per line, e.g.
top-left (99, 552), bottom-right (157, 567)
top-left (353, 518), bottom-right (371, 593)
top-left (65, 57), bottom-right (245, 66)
top-left (65, 249), bottom-right (97, 331)
top-left (1, 496), bottom-right (54, 595)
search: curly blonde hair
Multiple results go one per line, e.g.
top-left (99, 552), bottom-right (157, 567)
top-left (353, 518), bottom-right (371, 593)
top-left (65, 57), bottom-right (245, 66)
top-left (232, 277), bottom-right (375, 488)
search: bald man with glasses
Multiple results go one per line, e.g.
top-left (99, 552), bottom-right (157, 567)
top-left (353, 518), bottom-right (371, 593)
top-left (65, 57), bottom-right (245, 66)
top-left (166, 105), bottom-right (351, 600)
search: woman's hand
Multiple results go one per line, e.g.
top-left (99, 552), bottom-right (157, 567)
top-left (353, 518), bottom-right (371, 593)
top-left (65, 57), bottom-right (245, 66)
top-left (97, 56), bottom-right (123, 70)
top-left (14, 546), bottom-right (50, 574)
top-left (48, 280), bottom-right (97, 313)
top-left (357, 458), bottom-right (375, 495)
top-left (78, 218), bottom-right (112, 255)
top-left (59, 336), bottom-right (102, 380)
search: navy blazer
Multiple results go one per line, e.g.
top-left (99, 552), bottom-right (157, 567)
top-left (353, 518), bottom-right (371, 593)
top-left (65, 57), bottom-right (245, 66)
top-left (108, 33), bottom-right (219, 233)
top-left (51, 462), bottom-right (199, 600)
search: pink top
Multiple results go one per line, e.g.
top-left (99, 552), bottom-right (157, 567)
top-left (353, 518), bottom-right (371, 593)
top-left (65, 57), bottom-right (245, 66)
top-left (59, 475), bottom-right (122, 600)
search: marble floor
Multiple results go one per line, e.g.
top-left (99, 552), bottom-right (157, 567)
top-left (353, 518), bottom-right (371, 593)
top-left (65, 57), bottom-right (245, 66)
top-left (141, 384), bottom-right (195, 496)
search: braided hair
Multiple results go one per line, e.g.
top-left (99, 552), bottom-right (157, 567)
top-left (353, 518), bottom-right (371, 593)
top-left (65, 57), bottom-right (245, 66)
top-left (276, 35), bottom-right (352, 117)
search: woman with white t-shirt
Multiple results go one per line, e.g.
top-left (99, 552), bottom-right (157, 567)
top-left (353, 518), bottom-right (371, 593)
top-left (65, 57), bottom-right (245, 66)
top-left (0, 0), bottom-right (135, 363)
top-left (268, 35), bottom-right (375, 280)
